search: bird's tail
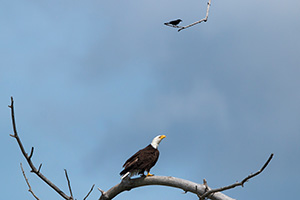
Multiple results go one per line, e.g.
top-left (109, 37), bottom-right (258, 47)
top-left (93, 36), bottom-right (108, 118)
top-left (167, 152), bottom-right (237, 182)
top-left (164, 22), bottom-right (169, 25)
top-left (121, 172), bottom-right (130, 180)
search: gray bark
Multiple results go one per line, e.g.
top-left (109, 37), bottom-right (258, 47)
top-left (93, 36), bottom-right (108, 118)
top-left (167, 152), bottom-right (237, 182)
top-left (99, 176), bottom-right (235, 200)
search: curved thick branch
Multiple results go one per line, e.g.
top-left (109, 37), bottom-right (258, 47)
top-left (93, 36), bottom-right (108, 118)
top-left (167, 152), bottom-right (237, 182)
top-left (99, 176), bottom-right (234, 200)
top-left (99, 153), bottom-right (273, 200)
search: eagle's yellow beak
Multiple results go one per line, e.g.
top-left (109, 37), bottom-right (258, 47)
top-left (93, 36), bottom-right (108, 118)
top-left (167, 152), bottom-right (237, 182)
top-left (160, 135), bottom-right (166, 139)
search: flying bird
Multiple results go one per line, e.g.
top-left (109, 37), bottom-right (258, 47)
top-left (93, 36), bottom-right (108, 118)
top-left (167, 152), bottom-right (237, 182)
top-left (164, 19), bottom-right (182, 26)
top-left (120, 135), bottom-right (166, 179)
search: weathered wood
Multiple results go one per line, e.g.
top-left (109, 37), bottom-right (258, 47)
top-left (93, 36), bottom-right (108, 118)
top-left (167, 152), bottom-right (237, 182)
top-left (99, 176), bottom-right (235, 200)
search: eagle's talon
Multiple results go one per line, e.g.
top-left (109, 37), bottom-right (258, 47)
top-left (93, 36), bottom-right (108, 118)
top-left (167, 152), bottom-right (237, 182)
top-left (146, 172), bottom-right (154, 177)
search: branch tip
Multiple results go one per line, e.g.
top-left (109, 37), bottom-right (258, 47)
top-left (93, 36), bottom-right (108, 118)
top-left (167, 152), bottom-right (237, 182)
top-left (37, 163), bottom-right (42, 173)
top-left (83, 184), bottom-right (95, 200)
top-left (98, 187), bottom-right (105, 195)
top-left (64, 169), bottom-right (74, 198)
top-left (29, 147), bottom-right (34, 159)
top-left (10, 96), bottom-right (14, 105)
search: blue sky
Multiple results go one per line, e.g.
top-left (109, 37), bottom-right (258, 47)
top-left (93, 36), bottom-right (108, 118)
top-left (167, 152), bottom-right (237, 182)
top-left (1, 0), bottom-right (299, 199)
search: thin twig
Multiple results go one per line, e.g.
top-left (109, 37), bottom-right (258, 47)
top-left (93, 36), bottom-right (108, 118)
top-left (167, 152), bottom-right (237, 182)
top-left (29, 147), bottom-right (34, 160)
top-left (199, 154), bottom-right (274, 200)
top-left (178, 0), bottom-right (212, 32)
top-left (240, 153), bottom-right (273, 186)
top-left (20, 163), bottom-right (40, 200)
top-left (37, 163), bottom-right (42, 173)
top-left (83, 184), bottom-right (95, 200)
top-left (9, 97), bottom-right (71, 200)
top-left (64, 169), bottom-right (74, 199)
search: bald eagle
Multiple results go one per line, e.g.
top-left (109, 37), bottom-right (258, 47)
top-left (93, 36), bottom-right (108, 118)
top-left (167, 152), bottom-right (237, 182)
top-left (120, 135), bottom-right (166, 179)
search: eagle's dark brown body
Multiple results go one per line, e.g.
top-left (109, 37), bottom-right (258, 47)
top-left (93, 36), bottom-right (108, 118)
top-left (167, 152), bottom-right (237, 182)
top-left (120, 144), bottom-right (159, 177)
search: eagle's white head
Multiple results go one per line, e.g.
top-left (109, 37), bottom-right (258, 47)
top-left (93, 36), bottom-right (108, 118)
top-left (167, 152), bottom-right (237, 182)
top-left (151, 135), bottom-right (166, 149)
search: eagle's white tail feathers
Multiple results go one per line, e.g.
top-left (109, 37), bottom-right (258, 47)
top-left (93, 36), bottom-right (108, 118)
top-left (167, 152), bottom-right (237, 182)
top-left (121, 172), bottom-right (130, 180)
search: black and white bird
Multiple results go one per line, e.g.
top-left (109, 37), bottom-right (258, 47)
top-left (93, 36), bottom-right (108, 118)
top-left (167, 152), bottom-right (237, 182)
top-left (164, 19), bottom-right (182, 26)
top-left (120, 135), bottom-right (166, 179)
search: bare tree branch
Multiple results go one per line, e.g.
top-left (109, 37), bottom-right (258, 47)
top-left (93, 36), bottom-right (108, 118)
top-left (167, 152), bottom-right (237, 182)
top-left (99, 154), bottom-right (273, 200)
top-left (20, 163), bottom-right (40, 200)
top-left (98, 176), bottom-right (234, 200)
top-left (83, 184), bottom-right (95, 200)
top-left (64, 169), bottom-right (74, 199)
top-left (167, 0), bottom-right (212, 32)
top-left (9, 97), bottom-right (71, 200)
top-left (199, 154), bottom-right (274, 200)
top-left (179, 0), bottom-right (211, 32)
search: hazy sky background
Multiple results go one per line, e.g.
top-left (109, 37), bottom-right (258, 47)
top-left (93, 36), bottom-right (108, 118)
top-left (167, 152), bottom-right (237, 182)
top-left (1, 0), bottom-right (299, 200)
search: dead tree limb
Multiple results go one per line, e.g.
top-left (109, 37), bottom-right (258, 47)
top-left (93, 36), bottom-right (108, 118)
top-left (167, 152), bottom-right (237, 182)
top-left (166, 0), bottom-right (212, 32)
top-left (99, 154), bottom-right (273, 200)
top-left (9, 97), bottom-right (71, 200)
top-left (178, 0), bottom-right (211, 32)
top-left (98, 176), bottom-right (234, 200)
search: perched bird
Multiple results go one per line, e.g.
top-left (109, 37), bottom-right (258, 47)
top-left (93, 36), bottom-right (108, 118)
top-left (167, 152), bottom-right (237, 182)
top-left (164, 19), bottom-right (182, 26)
top-left (120, 135), bottom-right (166, 179)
